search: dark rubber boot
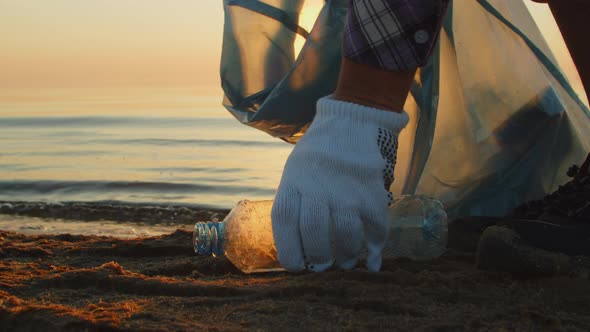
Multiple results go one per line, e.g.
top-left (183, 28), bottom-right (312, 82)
top-left (477, 226), bottom-right (590, 278)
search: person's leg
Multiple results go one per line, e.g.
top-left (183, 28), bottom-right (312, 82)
top-left (546, 0), bottom-right (590, 99)
top-left (271, 0), bottom-right (449, 272)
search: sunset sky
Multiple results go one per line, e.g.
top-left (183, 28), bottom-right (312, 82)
top-left (0, 0), bottom-right (586, 103)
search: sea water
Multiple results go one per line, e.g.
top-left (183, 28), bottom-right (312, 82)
top-left (0, 87), bottom-right (292, 236)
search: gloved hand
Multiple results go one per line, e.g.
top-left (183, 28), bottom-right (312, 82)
top-left (271, 96), bottom-right (409, 272)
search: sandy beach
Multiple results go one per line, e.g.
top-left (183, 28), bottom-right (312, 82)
top-left (2, 0), bottom-right (589, 329)
top-left (1, 217), bottom-right (589, 331)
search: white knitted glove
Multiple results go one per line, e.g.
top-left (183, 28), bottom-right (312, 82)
top-left (271, 96), bottom-right (409, 272)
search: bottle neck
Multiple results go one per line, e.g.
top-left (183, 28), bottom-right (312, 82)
top-left (193, 221), bottom-right (226, 256)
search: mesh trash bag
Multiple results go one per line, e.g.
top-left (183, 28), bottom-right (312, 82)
top-left (220, 0), bottom-right (590, 217)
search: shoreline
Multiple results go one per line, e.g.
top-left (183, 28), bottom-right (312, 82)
top-left (0, 200), bottom-right (230, 226)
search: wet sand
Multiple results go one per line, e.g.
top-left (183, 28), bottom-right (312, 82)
top-left (1, 225), bottom-right (590, 331)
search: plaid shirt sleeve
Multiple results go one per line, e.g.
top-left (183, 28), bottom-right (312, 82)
top-left (343, 0), bottom-right (450, 71)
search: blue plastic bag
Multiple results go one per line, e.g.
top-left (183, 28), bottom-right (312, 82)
top-left (220, 0), bottom-right (590, 217)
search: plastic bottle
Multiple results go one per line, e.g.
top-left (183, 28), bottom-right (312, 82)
top-left (193, 200), bottom-right (282, 273)
top-left (193, 196), bottom-right (447, 273)
top-left (383, 195), bottom-right (448, 260)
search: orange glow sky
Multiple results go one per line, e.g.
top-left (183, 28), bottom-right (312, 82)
top-left (0, 0), bottom-right (225, 89)
top-left (0, 0), bottom-right (586, 103)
